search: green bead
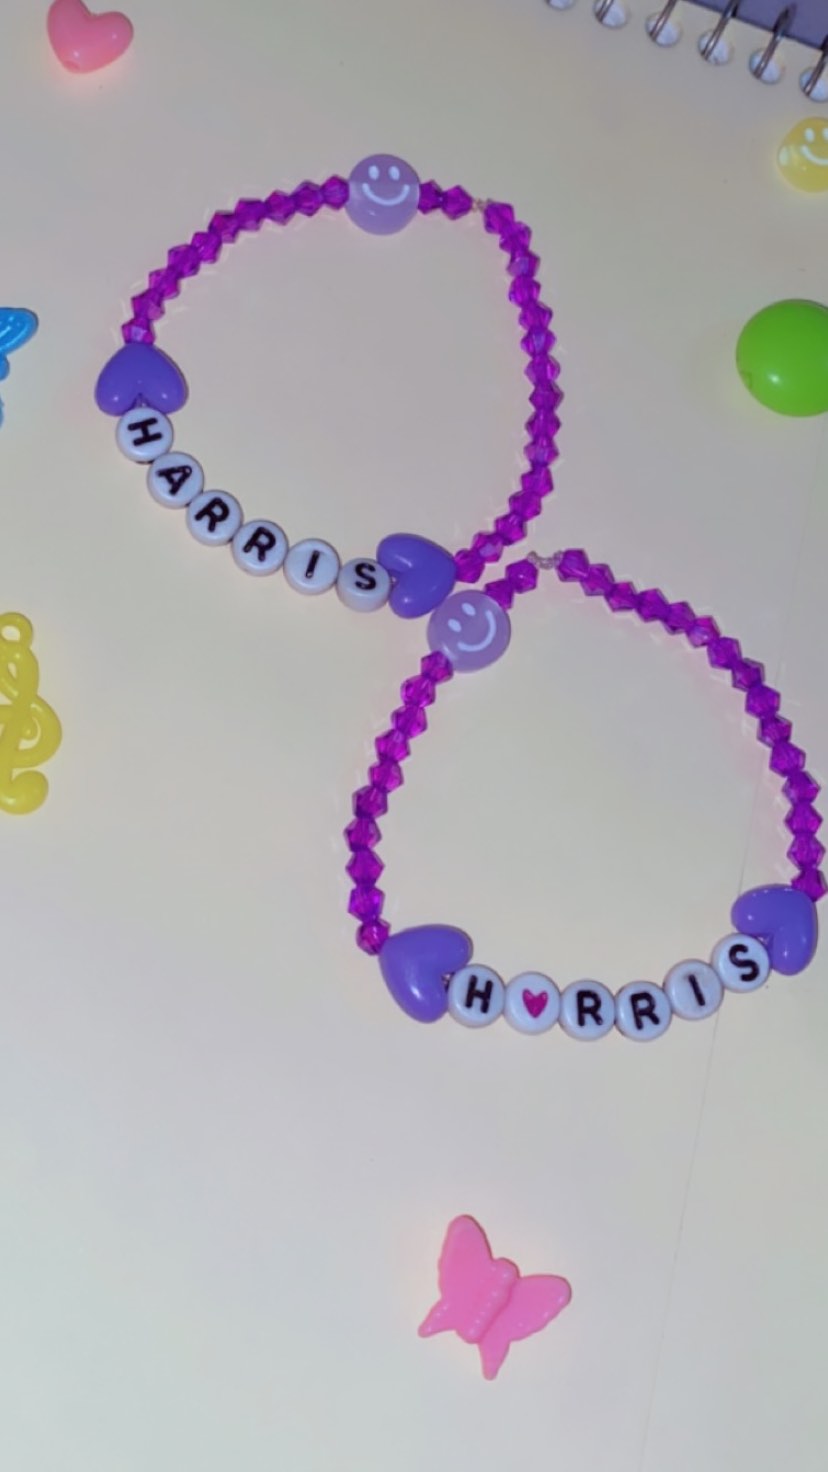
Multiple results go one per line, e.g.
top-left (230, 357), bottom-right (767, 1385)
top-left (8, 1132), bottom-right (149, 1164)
top-left (736, 299), bottom-right (828, 417)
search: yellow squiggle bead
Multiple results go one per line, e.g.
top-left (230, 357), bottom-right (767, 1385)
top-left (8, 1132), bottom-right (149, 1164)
top-left (0, 613), bottom-right (62, 815)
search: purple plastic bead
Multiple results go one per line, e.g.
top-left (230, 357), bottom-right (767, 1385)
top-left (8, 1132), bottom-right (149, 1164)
top-left (442, 186), bottom-right (473, 219)
top-left (521, 329), bottom-right (555, 357)
top-left (122, 321), bottom-right (154, 344)
top-left (707, 636), bottom-right (741, 669)
top-left (500, 224), bottom-right (531, 253)
top-left (357, 919), bottom-right (390, 955)
top-left (520, 303), bottom-right (553, 331)
top-left (345, 817), bottom-right (381, 851)
top-left (687, 616), bottom-right (720, 648)
top-left (494, 512), bottom-right (526, 545)
top-left (664, 601), bottom-right (696, 634)
top-left (392, 706), bottom-right (428, 738)
top-left (505, 559), bottom-right (539, 593)
top-left (401, 676), bottom-right (436, 707)
top-left (322, 175), bottom-right (349, 208)
top-left (583, 563), bottom-right (614, 597)
top-left (348, 885), bottom-right (385, 921)
top-left (607, 581), bottom-right (638, 613)
top-left (354, 785), bottom-right (388, 819)
top-left (638, 590), bottom-right (669, 623)
top-left (375, 729), bottom-right (409, 762)
top-left (770, 742), bottom-right (806, 776)
top-left (731, 657), bottom-right (764, 690)
top-left (428, 591), bottom-right (512, 673)
top-left (785, 771), bottom-right (820, 803)
top-left (454, 548), bottom-right (485, 583)
top-left (295, 182), bottom-right (324, 216)
top-left (759, 715), bottom-right (792, 747)
top-left (789, 835), bottom-right (826, 868)
top-left (509, 277), bottom-right (541, 308)
top-left (168, 244), bottom-right (200, 276)
top-left (786, 804), bottom-right (822, 835)
top-left (265, 191), bottom-right (297, 224)
top-left (369, 759), bottom-right (404, 792)
top-left (235, 199), bottom-right (266, 230)
top-left (508, 251), bottom-right (540, 279)
top-left (485, 578), bottom-right (514, 610)
top-left (210, 211), bottom-right (242, 243)
top-left (418, 181), bottom-right (443, 213)
top-left (525, 437), bottom-right (556, 467)
top-left (483, 201), bottom-right (515, 235)
top-left (379, 924), bottom-right (471, 1022)
top-left (377, 533), bottom-right (456, 619)
top-left (731, 884), bottom-right (818, 973)
top-left (745, 684), bottom-right (781, 717)
top-left (420, 651), bottom-right (453, 683)
top-left (192, 230), bottom-right (222, 263)
top-left (347, 849), bottom-right (384, 884)
top-left (793, 869), bottom-right (828, 901)
top-left (556, 549), bottom-right (590, 583)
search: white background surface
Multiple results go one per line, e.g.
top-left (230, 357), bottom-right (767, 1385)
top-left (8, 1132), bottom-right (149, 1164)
top-left (1, 1), bottom-right (827, 1468)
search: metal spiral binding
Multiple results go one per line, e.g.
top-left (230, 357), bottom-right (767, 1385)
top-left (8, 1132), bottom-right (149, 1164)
top-left (546, 0), bottom-right (828, 98)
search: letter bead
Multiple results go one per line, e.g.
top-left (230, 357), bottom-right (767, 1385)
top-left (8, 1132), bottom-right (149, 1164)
top-left (232, 520), bottom-right (288, 576)
top-left (186, 490), bottom-right (244, 546)
top-left (447, 966), bottom-right (505, 1027)
top-left (504, 973), bottom-right (560, 1033)
top-left (116, 408), bottom-right (174, 463)
top-left (615, 982), bottom-right (672, 1040)
top-left (559, 981), bottom-right (615, 1039)
top-left (663, 960), bottom-right (723, 1021)
top-left (283, 538), bottom-right (340, 595)
top-left (337, 557), bottom-right (392, 612)
top-left (711, 933), bottom-right (771, 992)
top-left (147, 452), bottom-right (204, 508)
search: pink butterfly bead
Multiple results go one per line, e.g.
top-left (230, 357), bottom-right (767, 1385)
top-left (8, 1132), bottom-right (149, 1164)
top-left (418, 1215), bottom-right (571, 1379)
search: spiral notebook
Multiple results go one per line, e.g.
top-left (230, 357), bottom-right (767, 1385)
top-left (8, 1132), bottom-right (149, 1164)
top-left (547, 0), bottom-right (828, 98)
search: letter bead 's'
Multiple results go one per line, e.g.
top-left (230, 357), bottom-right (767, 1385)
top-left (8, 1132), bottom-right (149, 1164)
top-left (711, 934), bottom-right (771, 992)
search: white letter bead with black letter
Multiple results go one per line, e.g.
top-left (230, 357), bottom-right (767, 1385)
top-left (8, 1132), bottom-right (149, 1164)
top-left (559, 980), bottom-right (615, 1039)
top-left (615, 982), bottom-right (672, 1040)
top-left (447, 966), bottom-right (505, 1026)
top-left (232, 520), bottom-right (288, 576)
top-left (283, 539), bottom-right (340, 595)
top-left (147, 452), bottom-right (204, 507)
top-left (504, 973), bottom-right (560, 1033)
top-left (663, 960), bottom-right (724, 1020)
top-left (337, 557), bottom-right (392, 612)
top-left (116, 408), bottom-right (174, 462)
top-left (186, 491), bottom-right (244, 546)
top-left (711, 933), bottom-right (771, 992)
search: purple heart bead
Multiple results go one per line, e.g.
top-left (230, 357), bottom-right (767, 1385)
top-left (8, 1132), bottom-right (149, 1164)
top-left (376, 533), bottom-right (456, 619)
top-left (379, 924), bottom-right (472, 1022)
top-left (731, 885), bottom-right (818, 976)
top-left (94, 343), bottom-right (188, 417)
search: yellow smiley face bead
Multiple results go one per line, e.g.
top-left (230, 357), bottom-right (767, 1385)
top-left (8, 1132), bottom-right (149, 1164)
top-left (0, 614), bottom-right (62, 815)
top-left (777, 119), bottom-right (828, 193)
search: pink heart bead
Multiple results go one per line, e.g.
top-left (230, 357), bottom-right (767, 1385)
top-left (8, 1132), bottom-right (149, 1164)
top-left (47, 0), bottom-right (134, 74)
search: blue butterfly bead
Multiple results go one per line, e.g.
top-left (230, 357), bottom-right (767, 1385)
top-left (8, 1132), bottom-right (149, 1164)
top-left (0, 308), bottom-right (39, 425)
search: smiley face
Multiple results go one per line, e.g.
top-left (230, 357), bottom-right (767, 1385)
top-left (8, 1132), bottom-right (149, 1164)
top-left (345, 154), bottom-right (420, 235)
top-left (427, 591), bottom-right (511, 673)
top-left (777, 119), bottom-right (828, 194)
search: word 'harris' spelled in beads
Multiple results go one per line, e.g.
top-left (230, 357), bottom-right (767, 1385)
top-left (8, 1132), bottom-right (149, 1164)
top-left (95, 156), bottom-right (562, 621)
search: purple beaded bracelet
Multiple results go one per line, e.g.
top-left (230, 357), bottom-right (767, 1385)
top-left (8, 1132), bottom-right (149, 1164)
top-left (93, 154), bottom-right (561, 617)
top-left (346, 549), bottom-right (823, 1039)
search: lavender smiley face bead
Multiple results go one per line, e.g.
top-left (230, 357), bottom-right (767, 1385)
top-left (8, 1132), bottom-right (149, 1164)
top-left (345, 155), bottom-right (420, 235)
top-left (427, 591), bottom-right (511, 673)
